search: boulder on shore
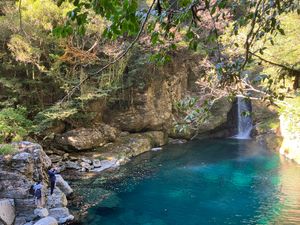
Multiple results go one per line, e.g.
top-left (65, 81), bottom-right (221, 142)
top-left (34, 216), bottom-right (58, 225)
top-left (34, 208), bottom-right (49, 218)
top-left (55, 175), bottom-right (73, 196)
top-left (55, 124), bottom-right (119, 151)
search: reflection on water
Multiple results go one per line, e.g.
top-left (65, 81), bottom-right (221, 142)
top-left (277, 157), bottom-right (300, 224)
top-left (79, 139), bottom-right (300, 225)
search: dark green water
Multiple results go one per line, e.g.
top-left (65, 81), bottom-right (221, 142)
top-left (80, 139), bottom-right (300, 225)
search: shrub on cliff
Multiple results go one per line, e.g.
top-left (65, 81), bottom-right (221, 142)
top-left (0, 107), bottom-right (33, 143)
top-left (0, 144), bottom-right (17, 155)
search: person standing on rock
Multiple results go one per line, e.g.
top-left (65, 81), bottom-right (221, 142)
top-left (48, 167), bottom-right (57, 195)
top-left (33, 181), bottom-right (43, 208)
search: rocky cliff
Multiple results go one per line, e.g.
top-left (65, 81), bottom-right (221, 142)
top-left (279, 114), bottom-right (300, 164)
top-left (44, 49), bottom-right (235, 174)
top-left (0, 142), bottom-right (74, 225)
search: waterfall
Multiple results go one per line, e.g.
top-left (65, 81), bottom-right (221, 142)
top-left (234, 97), bottom-right (253, 139)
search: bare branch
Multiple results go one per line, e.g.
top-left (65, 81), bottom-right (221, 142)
top-left (250, 51), bottom-right (300, 73)
top-left (242, 0), bottom-right (263, 69)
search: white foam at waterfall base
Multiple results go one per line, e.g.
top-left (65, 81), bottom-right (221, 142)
top-left (233, 97), bottom-right (253, 139)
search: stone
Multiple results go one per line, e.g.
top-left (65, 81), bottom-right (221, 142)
top-left (54, 124), bottom-right (119, 151)
top-left (49, 207), bottom-right (71, 221)
top-left (54, 165), bottom-right (66, 173)
top-left (81, 158), bottom-right (92, 164)
top-left (68, 156), bottom-right (78, 161)
top-left (24, 222), bottom-right (34, 225)
top-left (14, 217), bottom-right (27, 225)
top-left (58, 215), bottom-right (74, 224)
top-left (34, 216), bottom-right (58, 225)
top-left (62, 153), bottom-right (69, 160)
top-left (92, 159), bottom-right (101, 168)
top-left (49, 155), bottom-right (61, 163)
top-left (92, 159), bottom-right (118, 172)
top-left (80, 162), bottom-right (93, 171)
top-left (144, 131), bottom-right (168, 147)
top-left (12, 152), bottom-right (32, 161)
top-left (34, 208), bottom-right (49, 218)
top-left (0, 199), bottom-right (15, 225)
top-left (151, 147), bottom-right (162, 151)
top-left (46, 188), bottom-right (67, 208)
top-left (65, 161), bottom-right (80, 170)
top-left (168, 138), bottom-right (187, 144)
top-left (55, 175), bottom-right (73, 196)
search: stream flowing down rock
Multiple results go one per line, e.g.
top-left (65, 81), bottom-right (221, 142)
top-left (0, 142), bottom-right (74, 224)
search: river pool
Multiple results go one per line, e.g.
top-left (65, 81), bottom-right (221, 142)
top-left (78, 138), bottom-right (300, 225)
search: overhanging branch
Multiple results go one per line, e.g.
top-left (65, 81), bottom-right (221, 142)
top-left (59, 0), bottom-right (157, 104)
top-left (250, 51), bottom-right (300, 74)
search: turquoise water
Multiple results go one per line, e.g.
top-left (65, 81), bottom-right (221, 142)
top-left (80, 139), bottom-right (300, 225)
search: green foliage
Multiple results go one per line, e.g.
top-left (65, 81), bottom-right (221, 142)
top-left (55, 0), bottom-right (140, 38)
top-left (0, 144), bottom-right (17, 155)
top-left (257, 117), bottom-right (279, 133)
top-left (173, 96), bottom-right (212, 132)
top-left (279, 96), bottom-right (300, 133)
top-left (8, 34), bottom-right (41, 64)
top-left (0, 107), bottom-right (33, 143)
top-left (34, 103), bottom-right (78, 134)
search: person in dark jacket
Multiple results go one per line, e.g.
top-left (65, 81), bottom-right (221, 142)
top-left (48, 168), bottom-right (57, 195)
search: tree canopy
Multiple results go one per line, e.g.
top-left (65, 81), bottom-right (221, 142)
top-left (0, 0), bottom-right (299, 141)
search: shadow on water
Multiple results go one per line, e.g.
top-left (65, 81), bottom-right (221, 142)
top-left (75, 138), bottom-right (300, 225)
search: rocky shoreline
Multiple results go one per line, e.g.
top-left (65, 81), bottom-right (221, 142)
top-left (0, 129), bottom-right (172, 225)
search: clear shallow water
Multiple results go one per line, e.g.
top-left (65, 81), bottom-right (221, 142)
top-left (80, 139), bottom-right (300, 225)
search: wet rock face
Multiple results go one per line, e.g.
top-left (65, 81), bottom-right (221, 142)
top-left (54, 124), bottom-right (119, 151)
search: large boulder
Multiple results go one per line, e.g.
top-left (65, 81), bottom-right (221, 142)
top-left (55, 175), bottom-right (73, 196)
top-left (34, 216), bottom-right (58, 225)
top-left (169, 97), bottom-right (233, 139)
top-left (49, 207), bottom-right (74, 224)
top-left (34, 208), bottom-right (49, 218)
top-left (197, 97), bottom-right (233, 136)
top-left (98, 131), bottom-right (168, 164)
top-left (47, 188), bottom-right (68, 209)
top-left (144, 131), bottom-right (168, 147)
top-left (55, 124), bottom-right (119, 151)
top-left (0, 199), bottom-right (15, 225)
